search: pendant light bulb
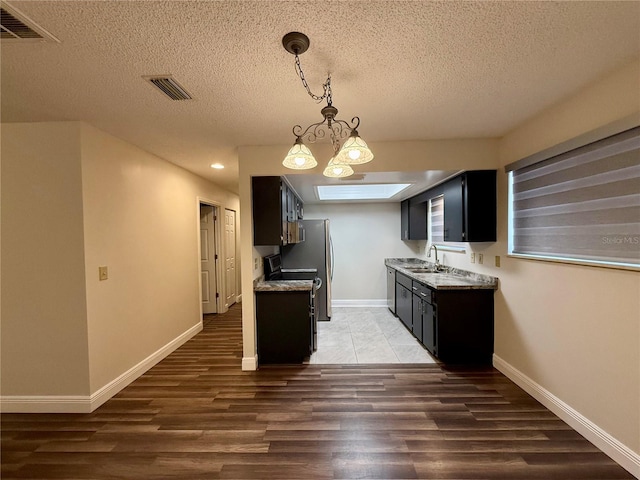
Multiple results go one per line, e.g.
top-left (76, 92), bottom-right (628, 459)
top-left (323, 157), bottom-right (354, 178)
top-left (283, 137), bottom-right (317, 170)
top-left (335, 129), bottom-right (374, 165)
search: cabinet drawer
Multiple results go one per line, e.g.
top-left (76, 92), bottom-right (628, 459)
top-left (411, 280), bottom-right (434, 303)
top-left (396, 272), bottom-right (412, 290)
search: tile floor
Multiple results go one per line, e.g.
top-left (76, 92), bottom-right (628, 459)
top-left (308, 307), bottom-right (437, 364)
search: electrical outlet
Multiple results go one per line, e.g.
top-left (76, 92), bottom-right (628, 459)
top-left (470, 253), bottom-right (476, 264)
top-left (478, 254), bottom-right (484, 264)
top-left (495, 255), bottom-right (501, 267)
top-left (98, 266), bottom-right (108, 281)
top-left (254, 257), bottom-right (259, 270)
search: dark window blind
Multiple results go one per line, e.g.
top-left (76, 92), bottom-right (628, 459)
top-left (511, 127), bottom-right (640, 267)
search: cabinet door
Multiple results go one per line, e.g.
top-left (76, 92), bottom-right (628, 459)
top-left (422, 300), bottom-right (436, 356)
top-left (400, 200), bottom-right (410, 240)
top-left (412, 295), bottom-right (423, 343)
top-left (395, 284), bottom-right (412, 330)
top-left (443, 176), bottom-right (464, 242)
top-left (252, 176), bottom-right (285, 246)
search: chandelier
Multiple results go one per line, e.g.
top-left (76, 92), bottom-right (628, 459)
top-left (281, 32), bottom-right (374, 177)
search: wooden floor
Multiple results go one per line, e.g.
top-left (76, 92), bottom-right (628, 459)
top-left (1, 304), bottom-right (633, 479)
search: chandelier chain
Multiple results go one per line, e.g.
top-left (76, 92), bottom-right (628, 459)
top-left (294, 54), bottom-right (331, 104)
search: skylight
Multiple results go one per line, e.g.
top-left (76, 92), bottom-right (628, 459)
top-left (316, 184), bottom-right (412, 201)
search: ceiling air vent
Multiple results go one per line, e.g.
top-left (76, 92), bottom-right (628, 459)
top-left (1, 2), bottom-right (59, 42)
top-left (143, 75), bottom-right (193, 101)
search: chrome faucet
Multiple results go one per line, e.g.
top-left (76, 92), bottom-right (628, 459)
top-left (427, 244), bottom-right (440, 269)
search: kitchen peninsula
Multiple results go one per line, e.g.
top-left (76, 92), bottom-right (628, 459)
top-left (253, 278), bottom-right (315, 365)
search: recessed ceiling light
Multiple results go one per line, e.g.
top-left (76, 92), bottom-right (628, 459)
top-left (316, 184), bottom-right (411, 201)
top-left (210, 163), bottom-right (224, 169)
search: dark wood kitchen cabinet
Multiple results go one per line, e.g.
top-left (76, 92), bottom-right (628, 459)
top-left (255, 290), bottom-right (312, 364)
top-left (411, 281), bottom-right (436, 356)
top-left (394, 271), bottom-right (494, 364)
top-left (442, 170), bottom-right (496, 242)
top-left (401, 199), bottom-right (427, 240)
top-left (401, 170), bottom-right (496, 243)
top-left (395, 272), bottom-right (413, 330)
top-left (252, 176), bottom-right (303, 246)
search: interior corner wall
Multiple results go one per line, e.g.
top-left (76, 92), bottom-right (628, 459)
top-left (1, 122), bottom-right (91, 396)
top-left (304, 203), bottom-right (421, 301)
top-left (79, 123), bottom-right (240, 394)
top-left (495, 59), bottom-right (640, 457)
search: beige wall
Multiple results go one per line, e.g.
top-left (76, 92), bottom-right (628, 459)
top-left (493, 61), bottom-right (639, 455)
top-left (1, 122), bottom-right (91, 395)
top-left (304, 203), bottom-right (421, 301)
top-left (1, 121), bottom-right (240, 405)
top-left (79, 124), bottom-right (240, 392)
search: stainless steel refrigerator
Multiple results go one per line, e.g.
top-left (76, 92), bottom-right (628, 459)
top-left (280, 219), bottom-right (333, 321)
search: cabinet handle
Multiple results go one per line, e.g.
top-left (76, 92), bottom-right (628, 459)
top-left (412, 286), bottom-right (418, 291)
top-left (420, 292), bottom-right (427, 297)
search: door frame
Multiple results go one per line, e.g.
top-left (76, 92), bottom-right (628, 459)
top-left (197, 197), bottom-right (225, 317)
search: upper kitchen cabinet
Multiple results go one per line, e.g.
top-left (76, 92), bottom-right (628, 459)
top-left (402, 170), bottom-right (496, 243)
top-left (252, 176), bottom-right (304, 246)
top-left (401, 199), bottom-right (427, 240)
top-left (442, 170), bottom-right (496, 242)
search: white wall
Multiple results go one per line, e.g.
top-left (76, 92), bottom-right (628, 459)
top-left (1, 121), bottom-right (240, 410)
top-left (304, 203), bottom-right (420, 302)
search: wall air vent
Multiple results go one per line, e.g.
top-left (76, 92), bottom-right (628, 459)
top-left (1, 2), bottom-right (59, 42)
top-left (143, 75), bottom-right (193, 101)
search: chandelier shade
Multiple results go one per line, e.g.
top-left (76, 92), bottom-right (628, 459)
top-left (282, 137), bottom-right (318, 170)
top-left (323, 157), bottom-right (354, 178)
top-left (334, 129), bottom-right (374, 165)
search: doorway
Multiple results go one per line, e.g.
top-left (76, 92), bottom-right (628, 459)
top-left (200, 203), bottom-right (219, 314)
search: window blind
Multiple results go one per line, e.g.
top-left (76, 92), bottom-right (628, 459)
top-left (511, 126), bottom-right (640, 267)
top-left (430, 195), bottom-right (444, 243)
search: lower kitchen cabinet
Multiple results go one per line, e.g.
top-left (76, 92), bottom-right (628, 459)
top-left (435, 288), bottom-right (494, 364)
top-left (395, 274), bottom-right (494, 364)
top-left (255, 291), bottom-right (312, 364)
top-left (395, 273), bottom-right (413, 331)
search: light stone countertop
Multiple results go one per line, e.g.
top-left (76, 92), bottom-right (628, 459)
top-left (385, 258), bottom-right (498, 291)
top-left (253, 278), bottom-right (314, 292)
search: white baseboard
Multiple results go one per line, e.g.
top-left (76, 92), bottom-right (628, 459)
top-left (493, 354), bottom-right (640, 478)
top-left (1, 322), bottom-right (203, 414)
top-left (0, 395), bottom-right (92, 413)
top-left (332, 299), bottom-right (388, 308)
top-left (242, 355), bottom-right (258, 371)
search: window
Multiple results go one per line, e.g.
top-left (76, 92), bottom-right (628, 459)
top-left (429, 195), bottom-right (444, 243)
top-left (507, 125), bottom-right (640, 269)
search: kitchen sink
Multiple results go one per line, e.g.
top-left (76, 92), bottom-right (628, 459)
top-left (405, 267), bottom-right (441, 274)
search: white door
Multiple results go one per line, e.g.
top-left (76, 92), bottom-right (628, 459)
top-left (224, 209), bottom-right (237, 307)
top-left (200, 204), bottom-right (217, 314)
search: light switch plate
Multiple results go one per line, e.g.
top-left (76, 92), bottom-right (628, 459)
top-left (470, 253), bottom-right (476, 264)
top-left (495, 255), bottom-right (501, 267)
top-left (99, 266), bottom-right (108, 281)
top-left (478, 254), bottom-right (484, 264)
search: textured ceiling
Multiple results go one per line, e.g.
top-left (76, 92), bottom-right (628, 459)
top-left (2, 1), bottom-right (639, 194)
